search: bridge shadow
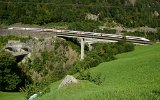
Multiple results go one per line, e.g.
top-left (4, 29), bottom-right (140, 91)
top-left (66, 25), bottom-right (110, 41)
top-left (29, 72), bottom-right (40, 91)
top-left (60, 36), bottom-right (89, 51)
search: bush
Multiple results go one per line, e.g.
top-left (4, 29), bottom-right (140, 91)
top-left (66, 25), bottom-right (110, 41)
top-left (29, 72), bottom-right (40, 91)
top-left (0, 51), bottom-right (21, 91)
top-left (116, 41), bottom-right (135, 53)
top-left (20, 80), bottom-right (50, 99)
top-left (77, 70), bottom-right (105, 85)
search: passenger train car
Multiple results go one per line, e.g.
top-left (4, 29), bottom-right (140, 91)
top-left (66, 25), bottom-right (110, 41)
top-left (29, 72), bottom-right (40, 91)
top-left (125, 36), bottom-right (151, 44)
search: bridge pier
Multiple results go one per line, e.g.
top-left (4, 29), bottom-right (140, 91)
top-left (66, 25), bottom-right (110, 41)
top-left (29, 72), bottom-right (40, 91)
top-left (88, 43), bottom-right (92, 51)
top-left (80, 38), bottom-right (84, 60)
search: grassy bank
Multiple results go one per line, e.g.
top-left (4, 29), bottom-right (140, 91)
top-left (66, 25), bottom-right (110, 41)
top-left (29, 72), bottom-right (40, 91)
top-left (36, 44), bottom-right (160, 100)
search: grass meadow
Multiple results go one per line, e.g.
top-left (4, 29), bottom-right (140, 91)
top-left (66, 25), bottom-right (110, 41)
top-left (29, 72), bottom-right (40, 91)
top-left (0, 92), bottom-right (25, 100)
top-left (36, 44), bottom-right (160, 100)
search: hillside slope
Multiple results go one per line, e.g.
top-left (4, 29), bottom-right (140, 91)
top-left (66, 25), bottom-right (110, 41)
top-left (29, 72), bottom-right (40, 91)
top-left (0, 0), bottom-right (160, 27)
top-left (36, 44), bottom-right (160, 100)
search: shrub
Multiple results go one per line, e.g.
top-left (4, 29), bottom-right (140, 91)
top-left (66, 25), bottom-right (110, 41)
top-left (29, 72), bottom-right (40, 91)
top-left (0, 51), bottom-right (21, 91)
top-left (116, 41), bottom-right (135, 53)
top-left (77, 70), bottom-right (105, 85)
top-left (20, 80), bottom-right (50, 99)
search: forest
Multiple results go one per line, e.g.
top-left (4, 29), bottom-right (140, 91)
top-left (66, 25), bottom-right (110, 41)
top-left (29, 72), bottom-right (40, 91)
top-left (0, 0), bottom-right (160, 27)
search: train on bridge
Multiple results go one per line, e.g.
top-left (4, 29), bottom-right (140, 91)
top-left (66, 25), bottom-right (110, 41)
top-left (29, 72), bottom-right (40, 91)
top-left (8, 27), bottom-right (151, 45)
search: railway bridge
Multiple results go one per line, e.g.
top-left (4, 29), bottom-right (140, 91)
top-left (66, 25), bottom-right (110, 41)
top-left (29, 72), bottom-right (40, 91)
top-left (5, 27), bottom-right (151, 60)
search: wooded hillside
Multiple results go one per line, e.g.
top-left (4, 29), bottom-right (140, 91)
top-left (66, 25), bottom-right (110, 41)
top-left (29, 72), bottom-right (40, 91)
top-left (0, 0), bottom-right (160, 27)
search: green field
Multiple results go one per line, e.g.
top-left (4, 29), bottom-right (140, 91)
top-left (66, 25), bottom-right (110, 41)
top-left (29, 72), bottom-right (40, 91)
top-left (36, 44), bottom-right (160, 100)
top-left (0, 92), bottom-right (25, 100)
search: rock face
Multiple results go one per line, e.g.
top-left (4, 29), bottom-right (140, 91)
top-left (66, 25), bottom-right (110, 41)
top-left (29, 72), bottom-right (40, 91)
top-left (85, 13), bottom-right (100, 21)
top-left (154, 11), bottom-right (159, 17)
top-left (58, 75), bottom-right (78, 89)
top-left (3, 40), bottom-right (32, 55)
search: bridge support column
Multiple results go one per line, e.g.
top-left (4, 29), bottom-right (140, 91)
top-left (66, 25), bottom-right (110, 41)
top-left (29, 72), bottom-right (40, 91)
top-left (81, 38), bottom-right (84, 60)
top-left (88, 43), bottom-right (92, 51)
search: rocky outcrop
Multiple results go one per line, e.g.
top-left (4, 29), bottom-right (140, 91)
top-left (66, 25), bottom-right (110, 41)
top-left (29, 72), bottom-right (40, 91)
top-left (3, 40), bottom-right (31, 54)
top-left (85, 13), bottom-right (100, 21)
top-left (153, 11), bottom-right (159, 17)
top-left (58, 75), bottom-right (78, 89)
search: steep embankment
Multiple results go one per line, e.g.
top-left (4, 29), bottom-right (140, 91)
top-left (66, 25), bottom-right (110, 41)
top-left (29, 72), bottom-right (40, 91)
top-left (36, 44), bottom-right (160, 100)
